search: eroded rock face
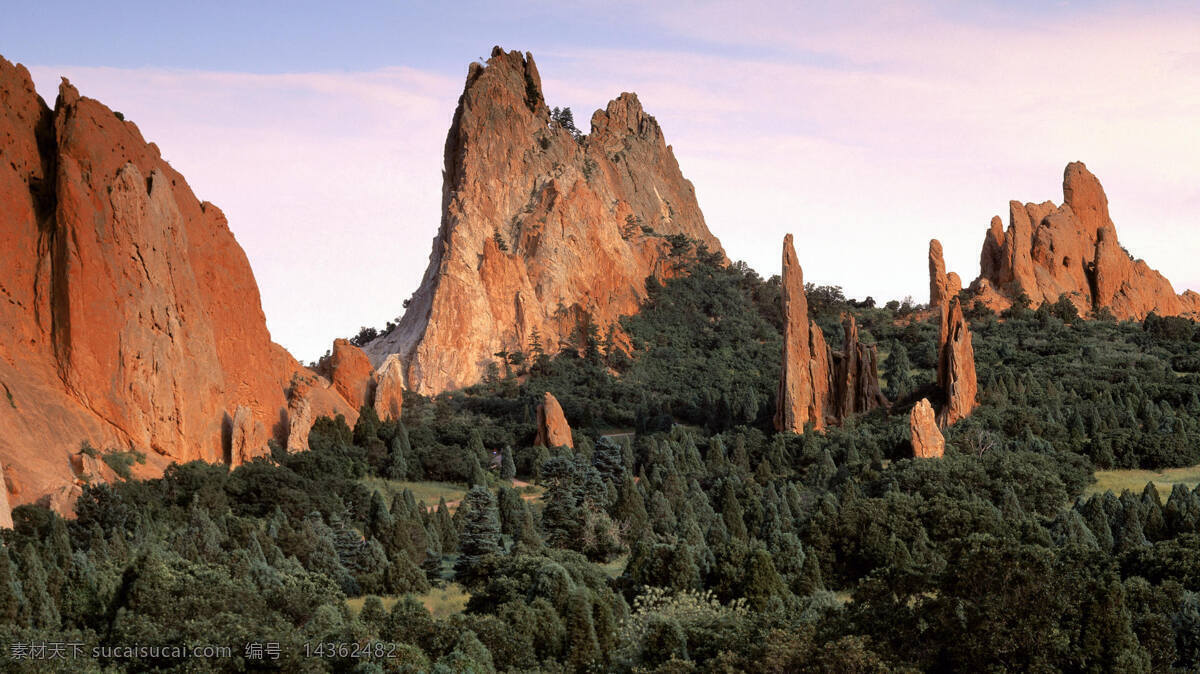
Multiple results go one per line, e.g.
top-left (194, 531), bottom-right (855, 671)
top-left (928, 240), bottom-right (961, 306)
top-left (373, 355), bottom-right (405, 422)
top-left (365, 47), bottom-right (723, 395)
top-left (286, 380), bottom-right (315, 453)
top-left (0, 57), bottom-right (356, 512)
top-left (832, 314), bottom-right (889, 419)
top-left (0, 463), bottom-right (12, 529)
top-left (535, 392), bottom-right (573, 448)
top-left (967, 162), bottom-right (1196, 318)
top-left (936, 298), bottom-right (978, 427)
top-left (327, 339), bottom-right (374, 412)
top-left (910, 399), bottom-right (945, 458)
top-left (228, 405), bottom-right (262, 465)
top-left (776, 235), bottom-right (827, 433)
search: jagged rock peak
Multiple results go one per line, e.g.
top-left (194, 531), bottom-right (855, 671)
top-left (775, 235), bottom-right (823, 433)
top-left (936, 297), bottom-right (978, 428)
top-left (832, 314), bottom-right (889, 419)
top-left (963, 161), bottom-right (1199, 319)
top-left (365, 47), bottom-right (724, 395)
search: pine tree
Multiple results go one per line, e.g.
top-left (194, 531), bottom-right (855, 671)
top-left (389, 424), bottom-right (411, 480)
top-left (454, 486), bottom-right (501, 586)
top-left (19, 543), bottom-right (59, 629)
top-left (500, 446), bottom-right (516, 481)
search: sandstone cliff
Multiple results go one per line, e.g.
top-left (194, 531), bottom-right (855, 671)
top-left (364, 47), bottom-right (723, 395)
top-left (0, 57), bottom-right (356, 513)
top-left (963, 162), bottom-right (1199, 319)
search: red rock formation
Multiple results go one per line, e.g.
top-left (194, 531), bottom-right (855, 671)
top-left (928, 240), bottom-right (962, 306)
top-left (910, 399), bottom-right (945, 458)
top-left (936, 298), bottom-right (978, 427)
top-left (966, 162), bottom-right (1197, 319)
top-left (776, 235), bottom-right (828, 433)
top-left (535, 392), bottom-right (573, 448)
top-left (285, 379), bottom-right (315, 453)
top-left (365, 47), bottom-right (723, 395)
top-left (0, 57), bottom-right (356, 511)
top-left (325, 339), bottom-right (374, 411)
top-left (373, 355), bottom-right (405, 422)
top-left (0, 463), bottom-right (11, 528)
top-left (832, 314), bottom-right (889, 419)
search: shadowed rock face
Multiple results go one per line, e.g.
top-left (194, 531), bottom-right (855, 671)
top-left (832, 315), bottom-right (889, 420)
top-left (965, 162), bottom-right (1199, 319)
top-left (365, 47), bottom-right (723, 396)
top-left (910, 398), bottom-right (945, 458)
top-left (0, 56), bottom-right (355, 512)
top-left (928, 239), bottom-right (961, 307)
top-left (535, 392), bottom-right (573, 448)
top-left (937, 298), bottom-right (978, 428)
top-left (373, 355), bottom-right (405, 422)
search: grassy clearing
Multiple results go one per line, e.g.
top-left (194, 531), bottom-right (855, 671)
top-left (359, 477), bottom-right (468, 509)
top-left (598, 554), bottom-right (628, 579)
top-left (345, 583), bottom-right (470, 620)
top-left (1086, 464), bottom-right (1200, 502)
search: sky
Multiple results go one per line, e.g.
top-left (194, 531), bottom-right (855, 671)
top-left (4, 1), bottom-right (1200, 362)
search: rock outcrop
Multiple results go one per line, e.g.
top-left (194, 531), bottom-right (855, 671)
top-left (832, 315), bottom-right (889, 419)
top-left (326, 339), bottom-right (375, 411)
top-left (0, 463), bottom-right (12, 529)
top-left (0, 56), bottom-right (356, 511)
top-left (910, 399), bottom-right (945, 458)
top-left (936, 298), bottom-right (978, 428)
top-left (775, 235), bottom-right (829, 433)
top-left (535, 392), bottom-right (573, 448)
top-left (928, 240), bottom-right (961, 306)
top-left (285, 380), bottom-right (315, 453)
top-left (963, 162), bottom-right (1199, 318)
top-left (364, 47), bottom-right (723, 395)
top-left (373, 355), bottom-right (405, 422)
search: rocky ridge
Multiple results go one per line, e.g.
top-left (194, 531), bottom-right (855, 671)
top-left (956, 162), bottom-right (1199, 319)
top-left (364, 47), bottom-right (723, 395)
top-left (0, 57), bottom-right (357, 513)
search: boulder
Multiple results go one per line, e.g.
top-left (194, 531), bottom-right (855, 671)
top-left (535, 392), bottom-right (573, 448)
top-left (910, 399), bottom-right (945, 458)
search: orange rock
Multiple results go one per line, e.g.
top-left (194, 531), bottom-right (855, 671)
top-left (364, 47), bottom-right (723, 395)
top-left (808, 318), bottom-right (833, 429)
top-left (327, 339), bottom-right (374, 411)
top-left (910, 399), bottom-right (944, 458)
top-left (832, 314), bottom-right (889, 420)
top-left (966, 162), bottom-right (1196, 319)
top-left (936, 298), bottom-right (978, 427)
top-left (0, 56), bottom-right (357, 513)
top-left (928, 239), bottom-right (960, 306)
top-left (0, 463), bottom-right (11, 528)
top-left (285, 379), bottom-right (315, 453)
top-left (776, 235), bottom-right (823, 433)
top-left (373, 355), bottom-right (404, 422)
top-left (535, 392), bottom-right (573, 448)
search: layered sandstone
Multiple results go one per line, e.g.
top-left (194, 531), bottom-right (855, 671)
top-left (373, 355), bottom-right (405, 422)
top-left (832, 315), bottom-right (889, 419)
top-left (535, 392), bottom-right (573, 448)
top-left (964, 162), bottom-right (1199, 318)
top-left (365, 47), bottom-right (722, 395)
top-left (936, 298), bottom-right (978, 428)
top-left (775, 235), bottom-right (829, 433)
top-left (0, 57), bottom-right (355, 511)
top-left (910, 399), bottom-right (945, 459)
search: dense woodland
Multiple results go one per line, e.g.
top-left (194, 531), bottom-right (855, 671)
top-left (7, 241), bottom-right (1200, 672)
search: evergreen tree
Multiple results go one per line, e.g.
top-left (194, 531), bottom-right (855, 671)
top-left (454, 486), bottom-right (501, 586)
top-left (500, 446), bottom-right (516, 481)
top-left (388, 424), bottom-right (411, 480)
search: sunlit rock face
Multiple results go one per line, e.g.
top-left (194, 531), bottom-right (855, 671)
top-left (0, 56), bottom-right (355, 512)
top-left (365, 47), bottom-right (723, 396)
